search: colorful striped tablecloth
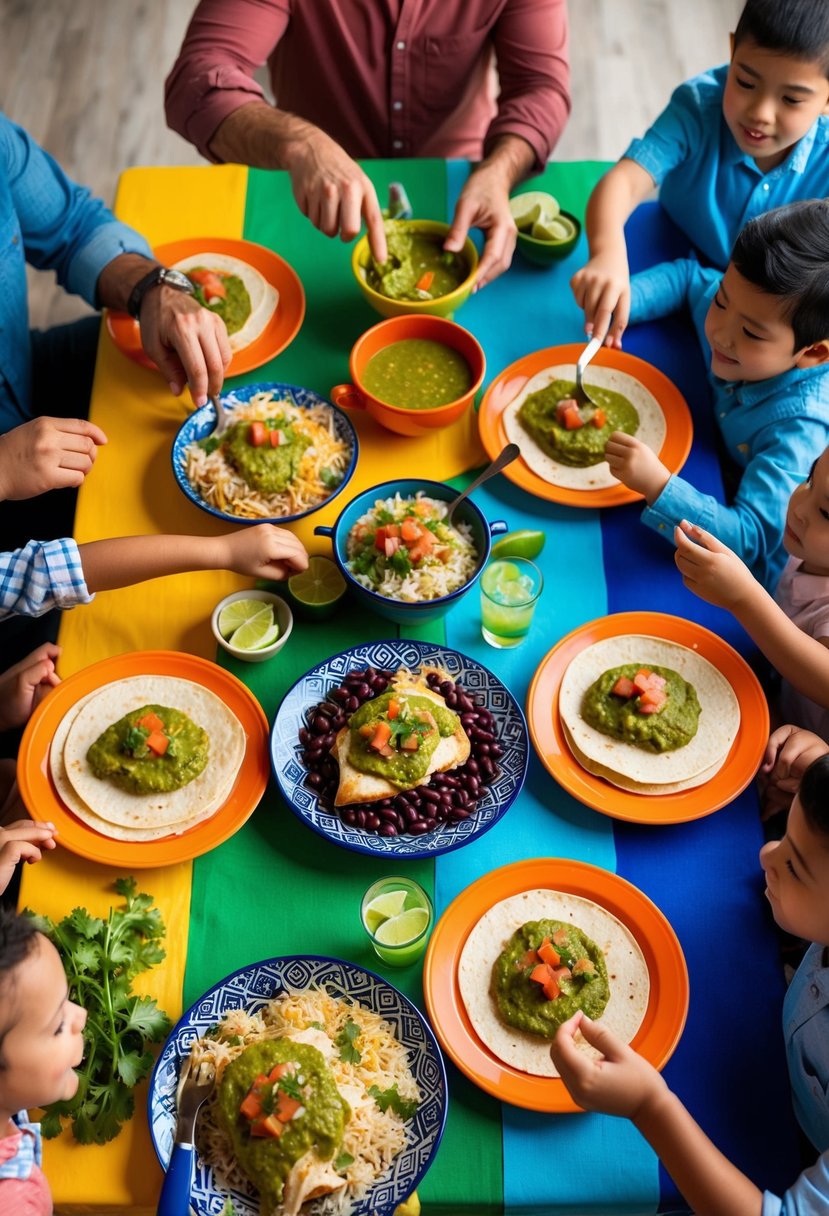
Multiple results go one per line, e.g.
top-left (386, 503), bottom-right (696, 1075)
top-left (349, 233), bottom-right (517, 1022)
top-left (20, 159), bottom-right (801, 1214)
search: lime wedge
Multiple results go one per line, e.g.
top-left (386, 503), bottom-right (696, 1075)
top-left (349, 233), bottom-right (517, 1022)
top-left (229, 611), bottom-right (278, 651)
top-left (374, 907), bottom-right (430, 946)
top-left (490, 530), bottom-right (546, 560)
top-left (509, 191), bottom-right (560, 231)
top-left (364, 889), bottom-right (408, 933)
top-left (288, 556), bottom-right (347, 619)
top-left (531, 215), bottom-right (577, 243)
top-left (218, 599), bottom-right (272, 640)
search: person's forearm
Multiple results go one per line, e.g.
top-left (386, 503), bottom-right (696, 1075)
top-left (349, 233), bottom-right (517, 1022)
top-left (208, 100), bottom-right (322, 172)
top-left (96, 252), bottom-right (158, 312)
top-left (585, 160), bottom-right (654, 258)
top-left (635, 1090), bottom-right (763, 1216)
top-left (79, 534), bottom-right (227, 592)
top-left (732, 584), bottom-right (829, 709)
top-left (473, 135), bottom-right (536, 193)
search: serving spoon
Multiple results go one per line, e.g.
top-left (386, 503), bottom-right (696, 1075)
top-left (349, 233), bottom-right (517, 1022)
top-left (446, 443), bottom-right (520, 522)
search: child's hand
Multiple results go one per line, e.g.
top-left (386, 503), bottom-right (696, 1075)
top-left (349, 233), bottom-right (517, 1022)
top-left (0, 417), bottom-right (107, 501)
top-left (570, 250), bottom-right (630, 349)
top-left (761, 724), bottom-right (829, 791)
top-left (673, 521), bottom-right (757, 611)
top-left (0, 643), bottom-right (61, 732)
top-left (551, 1011), bottom-right (668, 1119)
top-left (605, 432), bottom-right (669, 502)
top-left (0, 820), bottom-right (58, 896)
top-left (218, 525), bottom-right (310, 581)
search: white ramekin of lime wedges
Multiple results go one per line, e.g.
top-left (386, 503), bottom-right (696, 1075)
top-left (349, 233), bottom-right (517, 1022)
top-left (211, 589), bottom-right (293, 663)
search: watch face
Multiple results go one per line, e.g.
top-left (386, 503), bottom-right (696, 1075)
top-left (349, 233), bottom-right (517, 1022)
top-left (160, 268), bottom-right (195, 292)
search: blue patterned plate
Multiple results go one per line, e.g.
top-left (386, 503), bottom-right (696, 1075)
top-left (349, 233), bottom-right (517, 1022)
top-left (171, 382), bottom-right (359, 525)
top-left (148, 954), bottom-right (447, 1216)
top-left (271, 639), bottom-right (529, 857)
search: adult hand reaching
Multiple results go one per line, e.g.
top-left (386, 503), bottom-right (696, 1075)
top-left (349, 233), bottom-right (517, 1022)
top-left (0, 417), bottom-right (107, 501)
top-left (444, 160), bottom-right (517, 290)
top-left (138, 286), bottom-right (232, 408)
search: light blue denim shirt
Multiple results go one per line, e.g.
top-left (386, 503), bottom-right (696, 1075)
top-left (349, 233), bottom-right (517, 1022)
top-left (783, 943), bottom-right (829, 1154)
top-left (763, 1153), bottom-right (829, 1216)
top-left (629, 259), bottom-right (829, 593)
top-left (0, 112), bottom-right (152, 430)
top-left (624, 65), bottom-right (829, 270)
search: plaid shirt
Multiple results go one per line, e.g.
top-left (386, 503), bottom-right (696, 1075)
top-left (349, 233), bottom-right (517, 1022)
top-left (0, 1111), bottom-right (41, 1181)
top-left (0, 538), bottom-right (93, 620)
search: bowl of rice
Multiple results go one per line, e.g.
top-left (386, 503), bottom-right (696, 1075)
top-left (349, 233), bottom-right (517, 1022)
top-left (172, 382), bottom-right (358, 525)
top-left (314, 479), bottom-right (508, 625)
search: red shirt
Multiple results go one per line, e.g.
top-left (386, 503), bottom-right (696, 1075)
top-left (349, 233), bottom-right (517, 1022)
top-left (165, 0), bottom-right (570, 169)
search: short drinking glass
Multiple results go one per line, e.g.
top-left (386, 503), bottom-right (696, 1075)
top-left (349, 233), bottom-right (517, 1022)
top-left (360, 876), bottom-right (434, 967)
top-left (480, 557), bottom-right (543, 648)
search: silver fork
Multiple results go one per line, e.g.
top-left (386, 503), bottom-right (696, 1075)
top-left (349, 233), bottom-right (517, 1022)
top-left (571, 335), bottom-right (603, 408)
top-left (157, 1055), bottom-right (216, 1216)
top-left (208, 393), bottom-right (233, 439)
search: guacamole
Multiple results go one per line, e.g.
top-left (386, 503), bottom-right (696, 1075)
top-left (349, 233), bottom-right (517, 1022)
top-left (366, 226), bottom-right (468, 301)
top-left (86, 704), bottom-right (208, 794)
top-left (188, 268), bottom-right (252, 337)
top-left (582, 663), bottom-right (701, 753)
top-left (518, 378), bottom-right (639, 466)
top-left (217, 1039), bottom-right (348, 1213)
top-left (492, 919), bottom-right (609, 1038)
top-left (362, 339), bottom-right (472, 409)
top-left (347, 689), bottom-right (459, 787)
top-left (223, 418), bottom-right (311, 495)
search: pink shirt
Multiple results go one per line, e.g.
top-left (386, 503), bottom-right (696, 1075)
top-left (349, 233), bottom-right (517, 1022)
top-left (0, 1121), bottom-right (51, 1216)
top-left (165, 0), bottom-right (570, 169)
top-left (776, 556), bottom-right (829, 741)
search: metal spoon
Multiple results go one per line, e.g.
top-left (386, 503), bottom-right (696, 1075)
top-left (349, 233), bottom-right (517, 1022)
top-left (446, 443), bottom-right (520, 522)
top-left (571, 335), bottom-right (603, 408)
top-left (208, 392), bottom-right (233, 439)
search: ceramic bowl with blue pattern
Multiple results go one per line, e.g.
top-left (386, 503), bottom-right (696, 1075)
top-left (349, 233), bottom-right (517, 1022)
top-left (171, 382), bottom-right (359, 525)
top-left (271, 638), bottom-right (529, 858)
top-left (148, 954), bottom-right (447, 1216)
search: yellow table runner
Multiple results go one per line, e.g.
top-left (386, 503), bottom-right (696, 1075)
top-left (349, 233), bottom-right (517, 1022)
top-left (19, 162), bottom-right (481, 1212)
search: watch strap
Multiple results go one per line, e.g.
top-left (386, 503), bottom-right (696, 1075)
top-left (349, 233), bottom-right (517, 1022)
top-left (126, 266), bottom-right (194, 319)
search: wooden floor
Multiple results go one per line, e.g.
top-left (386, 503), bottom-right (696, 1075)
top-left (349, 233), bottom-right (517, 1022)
top-left (2, 0), bottom-right (743, 327)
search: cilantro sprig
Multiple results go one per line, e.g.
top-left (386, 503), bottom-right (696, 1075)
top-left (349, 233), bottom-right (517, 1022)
top-left (336, 1018), bottom-right (362, 1064)
top-left (368, 1083), bottom-right (419, 1120)
top-left (24, 877), bottom-right (172, 1145)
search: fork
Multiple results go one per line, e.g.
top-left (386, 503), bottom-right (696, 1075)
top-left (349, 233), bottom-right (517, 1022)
top-left (208, 392), bottom-right (233, 440)
top-left (571, 335), bottom-right (603, 409)
top-left (157, 1056), bottom-right (216, 1216)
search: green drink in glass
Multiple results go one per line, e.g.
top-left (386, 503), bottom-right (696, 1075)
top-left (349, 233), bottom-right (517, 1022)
top-left (480, 557), bottom-right (543, 648)
top-left (361, 876), bottom-right (434, 967)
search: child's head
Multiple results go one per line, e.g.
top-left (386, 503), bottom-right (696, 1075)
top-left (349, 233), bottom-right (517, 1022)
top-left (703, 200), bottom-right (829, 383)
top-left (725, 0), bottom-right (829, 170)
top-left (784, 445), bottom-right (829, 577)
top-left (760, 753), bottom-right (829, 945)
top-left (0, 910), bottom-right (85, 1119)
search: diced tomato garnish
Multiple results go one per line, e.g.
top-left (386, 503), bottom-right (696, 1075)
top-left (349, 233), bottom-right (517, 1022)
top-left (240, 1091), bottom-right (263, 1121)
top-left (517, 949), bottom-right (539, 970)
top-left (274, 1093), bottom-right (302, 1123)
top-left (611, 676), bottom-right (636, 699)
top-left (249, 421), bottom-right (267, 447)
top-left (543, 976), bottom-right (561, 1001)
top-left (591, 408), bottom-right (607, 428)
top-left (555, 398), bottom-right (579, 424)
top-left (407, 530), bottom-right (435, 563)
top-left (538, 939), bottom-right (561, 967)
top-left (400, 517), bottom-right (421, 543)
top-left (188, 269), bottom-right (228, 299)
top-left (633, 669), bottom-right (654, 694)
top-left (638, 688), bottom-right (667, 714)
top-left (250, 1114), bottom-right (284, 1139)
top-left (647, 673), bottom-right (667, 690)
top-left (268, 428), bottom-right (286, 447)
top-left (562, 403), bottom-right (584, 431)
top-left (374, 524), bottom-right (401, 551)
top-left (400, 732), bottom-right (420, 752)
top-left (268, 1063), bottom-right (293, 1083)
top-left (146, 731), bottom-right (169, 757)
top-left (369, 720), bottom-right (392, 751)
top-left (552, 928), bottom-right (569, 947)
top-left (415, 270), bottom-right (435, 293)
top-left (384, 536), bottom-right (400, 558)
top-left (530, 963), bottom-right (554, 988)
top-left (137, 711), bottom-right (165, 734)
top-left (388, 699), bottom-right (400, 720)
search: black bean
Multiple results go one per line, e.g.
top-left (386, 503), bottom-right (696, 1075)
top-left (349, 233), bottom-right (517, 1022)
top-left (331, 686), bottom-right (349, 703)
top-left (364, 812), bottom-right (381, 831)
top-left (313, 714), bottom-right (331, 735)
top-left (341, 808), bottom-right (356, 825)
top-left (382, 808), bottom-right (404, 827)
top-left (466, 775), bottom-right (480, 796)
top-left (476, 742), bottom-right (491, 756)
top-left (369, 674), bottom-right (388, 692)
top-left (439, 679), bottom-right (454, 696)
top-left (465, 758), bottom-right (479, 775)
top-left (447, 807), bottom-right (470, 822)
top-left (378, 823), bottom-right (398, 837)
top-left (489, 743), bottom-right (504, 759)
top-left (320, 700), bottom-right (338, 716)
top-left (408, 821), bottom-right (430, 836)
top-left (306, 772), bottom-right (322, 789)
top-left (355, 810), bottom-right (367, 829)
top-left (479, 756), bottom-right (495, 779)
top-left (355, 682), bottom-right (372, 700)
top-left (423, 817), bottom-right (437, 831)
top-left (345, 695), bottom-right (360, 713)
top-left (460, 712), bottom-right (477, 729)
top-left (458, 693), bottom-right (474, 713)
top-left (420, 787), bottom-right (440, 804)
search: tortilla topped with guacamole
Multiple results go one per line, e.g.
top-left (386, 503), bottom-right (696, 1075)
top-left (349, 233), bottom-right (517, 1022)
top-left (459, 888), bottom-right (649, 1077)
top-left (559, 635), bottom-right (740, 792)
top-left (503, 364), bottom-right (667, 490)
top-left (173, 252), bottom-right (278, 351)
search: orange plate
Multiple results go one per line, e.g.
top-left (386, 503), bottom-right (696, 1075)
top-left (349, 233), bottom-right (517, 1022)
top-left (527, 611), bottom-right (768, 824)
top-left (106, 237), bottom-right (306, 377)
top-left (17, 650), bottom-right (270, 868)
top-left (423, 857), bottom-right (688, 1113)
top-left (478, 344), bottom-right (693, 508)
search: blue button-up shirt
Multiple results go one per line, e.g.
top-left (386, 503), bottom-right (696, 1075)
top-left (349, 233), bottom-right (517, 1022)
top-left (0, 112), bottom-right (152, 431)
top-left (629, 258), bottom-right (829, 593)
top-left (624, 64), bottom-right (829, 271)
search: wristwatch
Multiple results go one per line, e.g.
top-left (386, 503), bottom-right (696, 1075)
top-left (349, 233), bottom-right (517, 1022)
top-left (126, 265), bottom-right (195, 319)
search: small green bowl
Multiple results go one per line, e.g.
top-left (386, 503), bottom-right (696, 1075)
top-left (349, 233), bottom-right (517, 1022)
top-left (352, 219), bottom-right (478, 319)
top-left (515, 209), bottom-right (582, 266)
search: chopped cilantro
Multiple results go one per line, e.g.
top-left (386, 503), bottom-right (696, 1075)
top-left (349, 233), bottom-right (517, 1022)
top-left (374, 508), bottom-right (395, 525)
top-left (334, 1151), bottom-right (354, 1171)
top-left (389, 547), bottom-right (412, 577)
top-left (319, 466), bottom-right (342, 489)
top-left (368, 1083), bottom-right (419, 1120)
top-left (123, 725), bottom-right (149, 757)
top-left (197, 435), bottom-right (221, 455)
top-left (336, 1018), bottom-right (362, 1065)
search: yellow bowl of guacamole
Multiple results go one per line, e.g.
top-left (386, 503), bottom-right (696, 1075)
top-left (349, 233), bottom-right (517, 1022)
top-left (352, 219), bottom-right (478, 320)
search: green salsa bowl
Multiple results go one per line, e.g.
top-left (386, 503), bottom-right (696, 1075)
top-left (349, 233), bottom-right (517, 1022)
top-left (352, 219), bottom-right (478, 319)
top-left (515, 209), bottom-right (582, 266)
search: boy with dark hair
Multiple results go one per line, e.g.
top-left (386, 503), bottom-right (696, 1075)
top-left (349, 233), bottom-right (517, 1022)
top-left (572, 0), bottom-right (829, 347)
top-left (605, 200), bottom-right (829, 592)
top-left (552, 750), bottom-right (829, 1215)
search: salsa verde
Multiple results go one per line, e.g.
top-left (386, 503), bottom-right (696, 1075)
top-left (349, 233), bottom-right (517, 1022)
top-left (362, 339), bottom-right (472, 410)
top-left (188, 268), bottom-right (252, 336)
top-left (347, 689), bottom-right (459, 787)
top-left (86, 704), bottom-right (208, 794)
top-left (366, 227), bottom-right (469, 301)
top-left (223, 419), bottom-right (310, 494)
top-left (582, 663), bottom-right (700, 753)
top-left (518, 378), bottom-right (639, 466)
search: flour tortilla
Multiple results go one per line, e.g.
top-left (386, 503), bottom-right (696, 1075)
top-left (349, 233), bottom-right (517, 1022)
top-left (560, 718), bottom-right (725, 795)
top-left (559, 635), bottom-right (740, 787)
top-left (502, 364), bottom-right (667, 489)
top-left (172, 252), bottom-right (278, 351)
top-left (58, 676), bottom-right (245, 834)
top-left (458, 889), bottom-right (650, 1078)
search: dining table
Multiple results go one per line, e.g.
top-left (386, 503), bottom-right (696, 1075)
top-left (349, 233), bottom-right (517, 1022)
top-left (19, 155), bottom-right (805, 1215)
